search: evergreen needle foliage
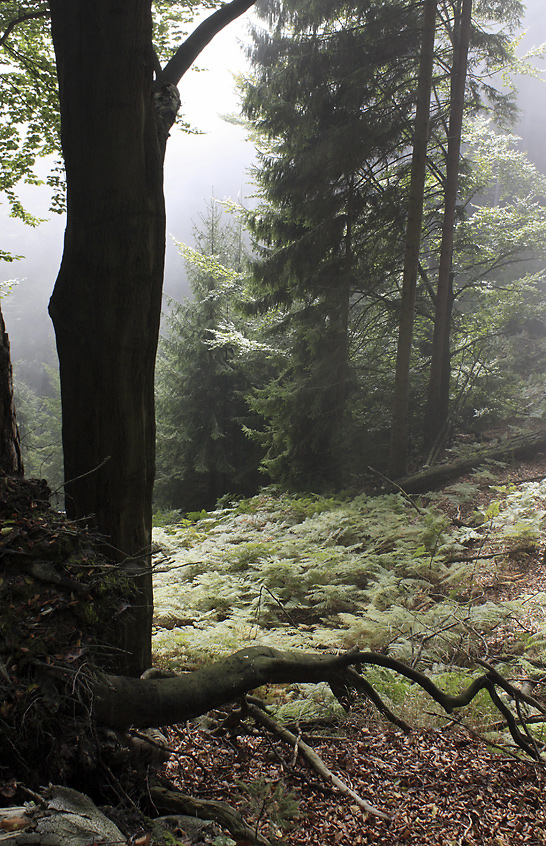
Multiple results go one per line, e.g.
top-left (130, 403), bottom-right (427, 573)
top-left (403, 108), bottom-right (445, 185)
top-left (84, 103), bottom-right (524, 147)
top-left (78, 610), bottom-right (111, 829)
top-left (155, 200), bottom-right (270, 511)
top-left (238, 0), bottom-right (539, 479)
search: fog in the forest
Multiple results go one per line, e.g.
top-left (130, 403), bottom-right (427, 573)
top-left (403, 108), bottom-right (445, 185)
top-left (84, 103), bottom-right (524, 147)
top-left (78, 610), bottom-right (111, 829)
top-left (1, 15), bottom-right (256, 386)
top-left (1, 2), bottom-right (545, 388)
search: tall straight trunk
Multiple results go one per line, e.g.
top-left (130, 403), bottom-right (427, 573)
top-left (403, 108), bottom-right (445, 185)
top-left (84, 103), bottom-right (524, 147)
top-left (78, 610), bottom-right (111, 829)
top-left (47, 1), bottom-right (165, 676)
top-left (328, 272), bottom-right (351, 490)
top-left (0, 304), bottom-right (23, 476)
top-left (388, 0), bottom-right (437, 479)
top-left (425, 0), bottom-right (472, 446)
top-left (330, 189), bottom-right (355, 490)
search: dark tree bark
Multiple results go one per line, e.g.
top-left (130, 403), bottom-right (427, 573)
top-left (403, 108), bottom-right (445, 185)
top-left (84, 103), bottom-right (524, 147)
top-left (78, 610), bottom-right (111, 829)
top-left (47, 1), bottom-right (164, 676)
top-left (425, 0), bottom-right (472, 445)
top-left (90, 646), bottom-right (484, 728)
top-left (46, 0), bottom-right (255, 676)
top-left (388, 0), bottom-right (437, 478)
top-left (0, 304), bottom-right (23, 476)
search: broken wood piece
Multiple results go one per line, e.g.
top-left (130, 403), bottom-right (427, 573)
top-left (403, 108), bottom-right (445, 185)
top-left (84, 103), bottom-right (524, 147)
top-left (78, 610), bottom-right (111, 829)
top-left (150, 785), bottom-right (270, 845)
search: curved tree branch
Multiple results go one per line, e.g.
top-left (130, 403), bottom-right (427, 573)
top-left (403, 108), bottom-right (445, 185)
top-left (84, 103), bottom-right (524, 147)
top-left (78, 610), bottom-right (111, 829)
top-left (155, 0), bottom-right (256, 90)
top-left (34, 645), bottom-right (539, 762)
top-left (92, 646), bottom-right (496, 731)
top-left (0, 8), bottom-right (49, 48)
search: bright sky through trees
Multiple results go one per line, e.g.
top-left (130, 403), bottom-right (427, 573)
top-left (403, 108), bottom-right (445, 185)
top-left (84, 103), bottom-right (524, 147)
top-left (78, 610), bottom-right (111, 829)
top-left (1, 10), bottom-right (256, 361)
top-left (0, 1), bottom-right (544, 369)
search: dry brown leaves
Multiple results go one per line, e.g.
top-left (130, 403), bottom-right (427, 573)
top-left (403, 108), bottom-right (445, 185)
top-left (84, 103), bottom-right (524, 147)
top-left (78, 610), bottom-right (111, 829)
top-left (161, 721), bottom-right (546, 845)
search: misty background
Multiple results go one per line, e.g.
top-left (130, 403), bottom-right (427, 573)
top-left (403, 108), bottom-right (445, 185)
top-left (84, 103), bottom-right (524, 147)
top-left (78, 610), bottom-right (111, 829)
top-left (1, 1), bottom-right (545, 391)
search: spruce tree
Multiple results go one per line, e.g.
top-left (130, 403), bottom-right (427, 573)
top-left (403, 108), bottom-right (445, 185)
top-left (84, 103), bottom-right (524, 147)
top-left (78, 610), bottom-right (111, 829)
top-left (245, 0), bottom-right (526, 485)
top-left (243, 0), bottom-right (422, 489)
top-left (155, 201), bottom-right (266, 511)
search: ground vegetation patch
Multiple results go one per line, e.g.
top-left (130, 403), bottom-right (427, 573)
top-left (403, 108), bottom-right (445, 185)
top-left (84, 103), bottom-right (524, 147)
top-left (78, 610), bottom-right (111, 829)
top-left (2, 453), bottom-right (546, 843)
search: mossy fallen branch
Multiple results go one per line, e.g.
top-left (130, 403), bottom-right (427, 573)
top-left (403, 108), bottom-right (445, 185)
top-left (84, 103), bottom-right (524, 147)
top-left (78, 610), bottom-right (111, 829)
top-left (150, 786), bottom-right (270, 846)
top-left (394, 429), bottom-right (546, 494)
top-left (89, 646), bottom-right (546, 761)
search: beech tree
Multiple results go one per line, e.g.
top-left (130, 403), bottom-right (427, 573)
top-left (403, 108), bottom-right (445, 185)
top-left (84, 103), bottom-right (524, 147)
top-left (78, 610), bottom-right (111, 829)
top-left (0, 0), bottom-right (257, 676)
top-left (49, 1), bottom-right (262, 676)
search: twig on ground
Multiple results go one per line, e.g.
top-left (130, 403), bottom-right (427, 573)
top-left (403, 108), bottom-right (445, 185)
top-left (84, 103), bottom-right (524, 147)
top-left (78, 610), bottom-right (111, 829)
top-left (244, 697), bottom-right (390, 820)
top-left (367, 465), bottom-right (424, 513)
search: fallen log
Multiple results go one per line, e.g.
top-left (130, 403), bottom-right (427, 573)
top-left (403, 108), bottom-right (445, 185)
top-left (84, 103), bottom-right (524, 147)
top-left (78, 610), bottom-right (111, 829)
top-left (395, 429), bottom-right (546, 494)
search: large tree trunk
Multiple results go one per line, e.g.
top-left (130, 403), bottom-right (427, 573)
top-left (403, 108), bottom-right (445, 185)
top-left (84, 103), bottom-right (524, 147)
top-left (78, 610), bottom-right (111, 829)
top-left (45, 0), bottom-right (258, 677)
top-left (0, 304), bottom-right (23, 476)
top-left (388, 0), bottom-right (437, 478)
top-left (47, 1), bottom-right (165, 676)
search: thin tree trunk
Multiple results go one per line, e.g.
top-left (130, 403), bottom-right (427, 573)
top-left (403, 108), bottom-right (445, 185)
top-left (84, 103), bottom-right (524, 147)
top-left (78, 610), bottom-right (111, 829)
top-left (388, 0), bottom-right (437, 478)
top-left (47, 1), bottom-right (164, 675)
top-left (329, 184), bottom-right (354, 490)
top-left (425, 0), bottom-right (472, 445)
top-left (329, 272), bottom-right (351, 490)
top-left (0, 304), bottom-right (23, 476)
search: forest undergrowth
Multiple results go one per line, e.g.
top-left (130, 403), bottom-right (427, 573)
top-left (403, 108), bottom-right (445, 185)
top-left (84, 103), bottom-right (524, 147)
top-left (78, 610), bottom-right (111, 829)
top-left (153, 459), bottom-right (546, 733)
top-left (150, 455), bottom-right (546, 845)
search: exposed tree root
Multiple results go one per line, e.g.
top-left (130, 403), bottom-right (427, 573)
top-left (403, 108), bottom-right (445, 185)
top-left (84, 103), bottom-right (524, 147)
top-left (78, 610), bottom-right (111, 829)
top-left (150, 785), bottom-right (270, 845)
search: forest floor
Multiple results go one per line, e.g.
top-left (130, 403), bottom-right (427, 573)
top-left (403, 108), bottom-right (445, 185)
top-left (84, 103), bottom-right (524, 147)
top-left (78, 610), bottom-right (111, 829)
top-left (162, 721), bottom-right (544, 845)
top-left (2, 445), bottom-right (546, 845)
top-left (153, 450), bottom-right (546, 846)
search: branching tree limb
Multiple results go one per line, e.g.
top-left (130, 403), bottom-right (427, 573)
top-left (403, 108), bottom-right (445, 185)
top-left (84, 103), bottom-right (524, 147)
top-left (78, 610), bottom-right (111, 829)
top-left (0, 8), bottom-right (49, 48)
top-left (156, 0), bottom-right (256, 89)
top-left (89, 646), bottom-right (545, 762)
